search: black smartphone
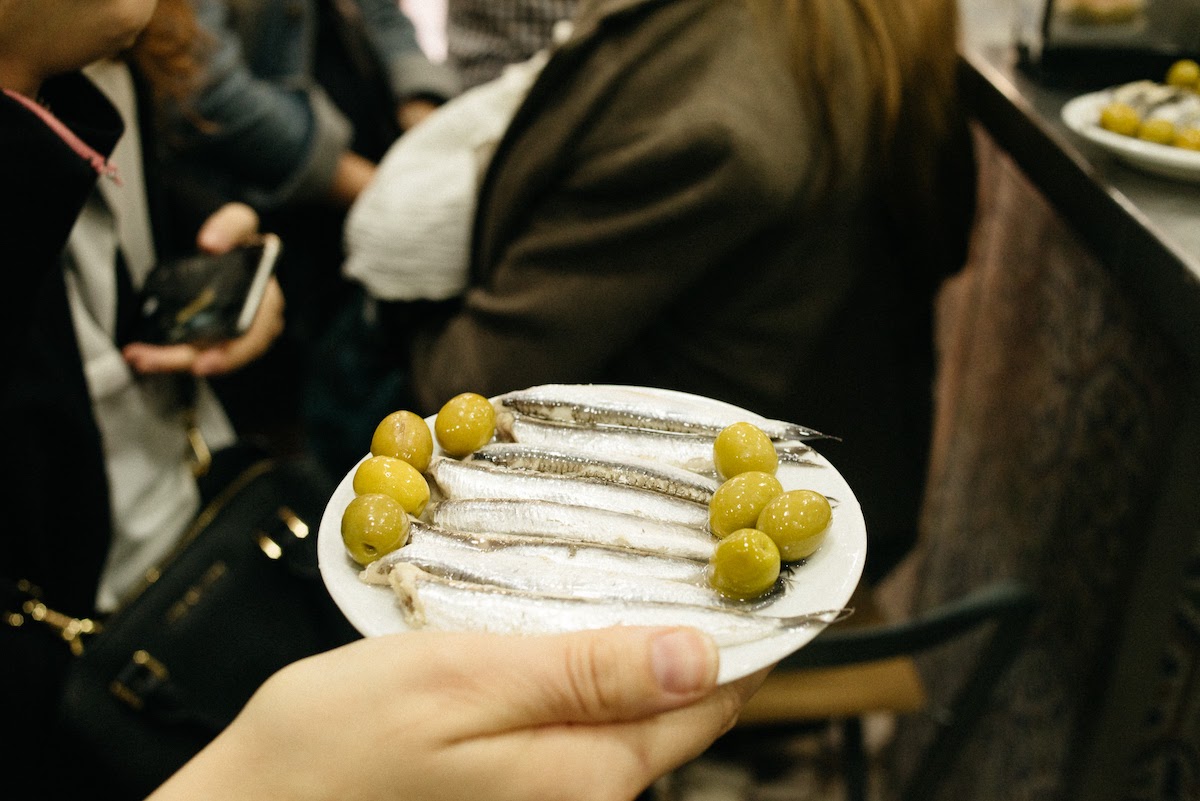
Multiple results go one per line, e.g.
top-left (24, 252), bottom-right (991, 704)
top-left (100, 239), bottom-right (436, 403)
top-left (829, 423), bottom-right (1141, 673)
top-left (137, 233), bottom-right (282, 346)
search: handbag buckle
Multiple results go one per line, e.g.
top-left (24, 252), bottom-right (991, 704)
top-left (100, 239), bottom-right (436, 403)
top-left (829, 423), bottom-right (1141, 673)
top-left (5, 580), bottom-right (101, 656)
top-left (110, 650), bottom-right (170, 711)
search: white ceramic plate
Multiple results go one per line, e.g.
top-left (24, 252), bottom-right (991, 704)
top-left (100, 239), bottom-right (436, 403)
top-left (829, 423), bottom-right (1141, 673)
top-left (318, 385), bottom-right (867, 684)
top-left (1061, 90), bottom-right (1200, 183)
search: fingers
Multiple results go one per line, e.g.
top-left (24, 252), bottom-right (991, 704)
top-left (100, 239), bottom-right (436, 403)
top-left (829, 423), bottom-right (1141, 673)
top-left (469, 626), bottom-right (720, 733)
top-left (196, 202), bottom-right (259, 254)
top-left (192, 279), bottom-right (285, 375)
top-left (125, 280), bottom-right (284, 376)
top-left (447, 662), bottom-right (768, 801)
top-left (122, 341), bottom-right (200, 374)
top-left (397, 98), bottom-right (438, 131)
top-left (548, 667), bottom-right (771, 799)
top-left (544, 666), bottom-right (758, 796)
top-left (328, 151), bottom-right (377, 207)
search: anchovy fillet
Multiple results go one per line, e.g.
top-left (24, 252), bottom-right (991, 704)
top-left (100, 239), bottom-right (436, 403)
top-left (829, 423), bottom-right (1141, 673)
top-left (376, 563), bottom-right (848, 647)
top-left (493, 384), bottom-right (828, 442)
top-left (366, 537), bottom-right (723, 607)
top-left (496, 412), bottom-right (816, 475)
top-left (399, 520), bottom-right (708, 583)
top-left (468, 442), bottom-right (719, 504)
top-left (427, 456), bottom-right (710, 529)
top-left (427, 497), bottom-right (717, 561)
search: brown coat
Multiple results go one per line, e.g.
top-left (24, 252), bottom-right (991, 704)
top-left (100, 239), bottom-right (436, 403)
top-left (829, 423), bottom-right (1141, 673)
top-left (409, 0), bottom-right (975, 577)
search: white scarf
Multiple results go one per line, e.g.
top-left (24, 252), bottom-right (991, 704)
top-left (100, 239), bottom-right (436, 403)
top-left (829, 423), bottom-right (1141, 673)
top-left (341, 34), bottom-right (564, 300)
top-left (65, 61), bottom-right (236, 612)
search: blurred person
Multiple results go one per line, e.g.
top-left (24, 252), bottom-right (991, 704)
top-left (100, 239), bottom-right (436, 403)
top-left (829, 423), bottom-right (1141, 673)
top-left (172, 0), bottom-right (460, 212)
top-left (159, 0), bottom-right (461, 446)
top-left (1, 0), bottom-right (289, 791)
top-left (328, 0), bottom-right (977, 584)
top-left (446, 0), bottom-right (578, 88)
top-left (0, 1), bottom-right (764, 798)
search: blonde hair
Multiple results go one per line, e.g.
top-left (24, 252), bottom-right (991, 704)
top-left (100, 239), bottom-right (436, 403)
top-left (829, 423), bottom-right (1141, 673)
top-left (746, 0), bottom-right (962, 193)
top-left (746, 0), bottom-right (973, 275)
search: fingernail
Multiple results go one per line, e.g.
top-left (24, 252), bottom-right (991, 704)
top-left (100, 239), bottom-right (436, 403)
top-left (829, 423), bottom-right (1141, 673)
top-left (651, 629), bottom-right (717, 695)
top-left (197, 229), bottom-right (228, 253)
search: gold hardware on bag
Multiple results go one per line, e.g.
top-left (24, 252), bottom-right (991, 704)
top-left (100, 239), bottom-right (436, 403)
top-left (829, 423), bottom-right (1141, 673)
top-left (257, 505), bottom-right (309, 559)
top-left (258, 534), bottom-right (284, 560)
top-left (186, 422), bottom-right (212, 478)
top-left (4, 580), bottom-right (102, 656)
top-left (279, 506), bottom-right (308, 539)
top-left (110, 650), bottom-right (169, 711)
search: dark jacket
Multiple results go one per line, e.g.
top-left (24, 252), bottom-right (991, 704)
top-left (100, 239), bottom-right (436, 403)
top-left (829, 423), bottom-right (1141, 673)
top-left (0, 72), bottom-right (221, 792)
top-left (407, 0), bottom-right (976, 579)
top-left (1, 72), bottom-right (123, 790)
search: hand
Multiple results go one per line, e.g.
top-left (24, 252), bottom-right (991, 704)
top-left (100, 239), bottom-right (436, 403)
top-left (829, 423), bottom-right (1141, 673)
top-left (397, 97), bottom-right (438, 132)
top-left (147, 626), bottom-right (768, 801)
top-left (123, 203), bottom-right (285, 376)
top-left (328, 150), bottom-right (378, 207)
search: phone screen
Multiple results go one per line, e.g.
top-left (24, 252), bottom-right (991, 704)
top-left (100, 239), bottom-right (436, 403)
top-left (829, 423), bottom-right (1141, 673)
top-left (138, 235), bottom-right (280, 346)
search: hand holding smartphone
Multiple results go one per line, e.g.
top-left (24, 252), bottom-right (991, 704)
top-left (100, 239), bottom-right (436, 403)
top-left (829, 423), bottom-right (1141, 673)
top-left (137, 233), bottom-right (282, 346)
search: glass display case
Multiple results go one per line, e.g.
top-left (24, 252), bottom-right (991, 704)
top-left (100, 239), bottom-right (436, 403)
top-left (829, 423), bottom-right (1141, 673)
top-left (1015, 0), bottom-right (1200, 86)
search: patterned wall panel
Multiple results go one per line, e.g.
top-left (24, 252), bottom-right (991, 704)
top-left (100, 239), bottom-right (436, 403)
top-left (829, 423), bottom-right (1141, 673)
top-left (885, 128), bottom-right (1194, 801)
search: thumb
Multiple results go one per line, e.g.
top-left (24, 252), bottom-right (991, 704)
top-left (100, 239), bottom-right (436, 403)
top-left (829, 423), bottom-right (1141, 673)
top-left (487, 626), bottom-right (720, 731)
top-left (196, 202), bottom-right (259, 254)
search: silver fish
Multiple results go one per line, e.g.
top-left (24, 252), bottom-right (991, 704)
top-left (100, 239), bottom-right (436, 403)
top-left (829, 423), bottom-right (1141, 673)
top-left (398, 520), bottom-right (708, 584)
top-left (427, 497), bottom-right (718, 561)
top-left (376, 563), bottom-right (849, 647)
top-left (468, 442), bottom-right (720, 504)
top-left (365, 533), bottom-right (725, 607)
top-left (493, 384), bottom-right (828, 442)
top-left (496, 412), bottom-right (817, 475)
top-left (427, 455), bottom-right (711, 529)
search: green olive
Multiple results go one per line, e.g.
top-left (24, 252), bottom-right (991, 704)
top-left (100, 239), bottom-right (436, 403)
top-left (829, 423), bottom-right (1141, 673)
top-left (1166, 58), bottom-right (1200, 90)
top-left (713, 422), bottom-right (778, 480)
top-left (757, 489), bottom-right (832, 561)
top-left (435, 392), bottom-right (496, 457)
top-left (1176, 128), bottom-right (1200, 151)
top-left (708, 471), bottom-right (784, 538)
top-left (1138, 118), bottom-right (1176, 145)
top-left (370, 410), bottom-right (434, 472)
top-left (708, 528), bottom-right (781, 601)
top-left (353, 455), bottom-right (430, 516)
top-left (341, 493), bottom-right (410, 566)
top-left (1099, 102), bottom-right (1141, 137)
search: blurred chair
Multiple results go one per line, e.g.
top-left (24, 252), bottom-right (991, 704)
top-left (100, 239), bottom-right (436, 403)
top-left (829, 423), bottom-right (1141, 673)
top-left (735, 578), bottom-right (1036, 801)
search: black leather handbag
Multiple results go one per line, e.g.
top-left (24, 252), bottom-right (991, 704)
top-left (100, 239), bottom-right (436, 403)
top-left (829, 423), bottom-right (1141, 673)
top-left (54, 451), bottom-right (360, 799)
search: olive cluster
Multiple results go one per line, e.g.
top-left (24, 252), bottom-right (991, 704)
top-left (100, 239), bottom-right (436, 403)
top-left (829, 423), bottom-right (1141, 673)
top-left (705, 423), bottom-right (832, 601)
top-left (340, 393), bottom-right (496, 566)
top-left (1098, 59), bottom-right (1200, 151)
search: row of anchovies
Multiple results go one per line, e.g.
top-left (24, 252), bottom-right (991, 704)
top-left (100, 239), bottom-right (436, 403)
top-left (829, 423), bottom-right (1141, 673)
top-left (495, 411), bottom-right (817, 475)
top-left (365, 520), bottom-right (745, 609)
top-left (377, 562), bottom-right (848, 648)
